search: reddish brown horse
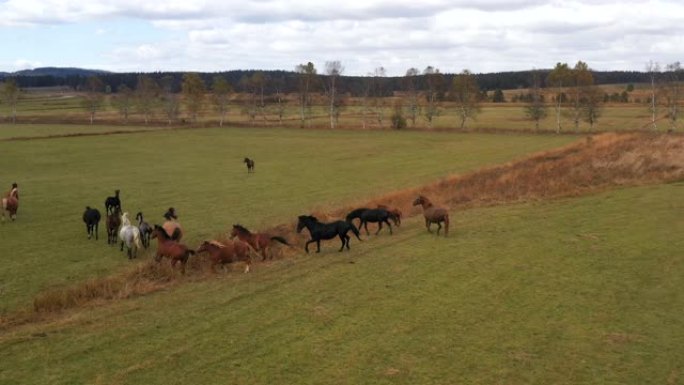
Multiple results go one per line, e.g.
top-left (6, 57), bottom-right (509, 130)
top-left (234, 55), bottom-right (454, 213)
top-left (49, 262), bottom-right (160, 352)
top-left (197, 240), bottom-right (253, 273)
top-left (412, 195), bottom-right (449, 236)
top-left (151, 225), bottom-right (195, 273)
top-left (230, 224), bottom-right (290, 261)
top-left (2, 184), bottom-right (19, 222)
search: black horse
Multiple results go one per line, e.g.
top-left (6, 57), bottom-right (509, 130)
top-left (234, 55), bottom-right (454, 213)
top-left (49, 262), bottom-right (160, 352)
top-left (297, 215), bottom-right (362, 253)
top-left (104, 190), bottom-right (121, 215)
top-left (359, 208), bottom-right (394, 236)
top-left (82, 206), bottom-right (101, 240)
top-left (136, 211), bottom-right (153, 248)
top-left (345, 208), bottom-right (370, 228)
top-left (163, 207), bottom-right (177, 220)
top-left (244, 157), bottom-right (255, 173)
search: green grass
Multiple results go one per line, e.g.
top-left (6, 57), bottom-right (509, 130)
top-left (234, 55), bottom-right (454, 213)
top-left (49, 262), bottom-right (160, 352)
top-left (0, 125), bottom-right (574, 311)
top-left (2, 183), bottom-right (682, 384)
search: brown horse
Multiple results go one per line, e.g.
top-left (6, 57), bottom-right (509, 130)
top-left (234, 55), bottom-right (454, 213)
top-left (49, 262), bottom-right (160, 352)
top-left (106, 207), bottom-right (121, 244)
top-left (230, 224), bottom-right (290, 261)
top-left (151, 225), bottom-right (195, 274)
top-left (2, 188), bottom-right (18, 222)
top-left (197, 240), bottom-right (253, 273)
top-left (412, 195), bottom-right (449, 236)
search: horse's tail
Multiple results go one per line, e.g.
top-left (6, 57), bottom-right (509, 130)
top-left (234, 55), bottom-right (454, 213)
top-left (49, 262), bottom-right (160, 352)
top-left (349, 223), bottom-right (363, 241)
top-left (134, 229), bottom-right (142, 249)
top-left (444, 214), bottom-right (449, 236)
top-left (270, 236), bottom-right (290, 246)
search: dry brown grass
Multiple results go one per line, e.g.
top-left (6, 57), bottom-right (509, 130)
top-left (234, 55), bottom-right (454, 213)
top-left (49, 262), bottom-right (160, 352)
top-left (5, 132), bottom-right (682, 328)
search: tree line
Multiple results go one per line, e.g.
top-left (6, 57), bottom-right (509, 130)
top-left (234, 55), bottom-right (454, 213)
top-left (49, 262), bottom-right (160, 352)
top-left (0, 61), bottom-right (681, 132)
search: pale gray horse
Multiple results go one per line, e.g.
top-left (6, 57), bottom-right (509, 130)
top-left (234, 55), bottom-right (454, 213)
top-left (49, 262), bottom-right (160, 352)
top-left (119, 212), bottom-right (142, 259)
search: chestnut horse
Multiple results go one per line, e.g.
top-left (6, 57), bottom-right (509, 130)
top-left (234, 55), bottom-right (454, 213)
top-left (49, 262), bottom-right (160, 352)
top-left (151, 225), bottom-right (195, 274)
top-left (197, 240), bottom-right (253, 273)
top-left (230, 224), bottom-right (290, 261)
top-left (106, 207), bottom-right (121, 244)
top-left (412, 195), bottom-right (449, 236)
top-left (2, 184), bottom-right (19, 222)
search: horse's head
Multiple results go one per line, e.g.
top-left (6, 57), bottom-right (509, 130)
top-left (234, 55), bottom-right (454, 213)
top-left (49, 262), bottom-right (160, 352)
top-left (297, 215), bottom-right (318, 233)
top-left (151, 225), bottom-right (167, 240)
top-left (231, 224), bottom-right (250, 239)
top-left (412, 196), bottom-right (426, 206)
top-left (114, 189), bottom-right (120, 196)
top-left (389, 209), bottom-right (402, 226)
top-left (196, 241), bottom-right (210, 254)
top-left (121, 212), bottom-right (130, 224)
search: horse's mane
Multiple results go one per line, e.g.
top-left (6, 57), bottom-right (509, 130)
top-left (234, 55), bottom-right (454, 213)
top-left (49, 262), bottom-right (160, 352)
top-left (207, 240), bottom-right (226, 248)
top-left (154, 225), bottom-right (172, 240)
top-left (232, 224), bottom-right (252, 235)
top-left (299, 215), bottom-right (319, 222)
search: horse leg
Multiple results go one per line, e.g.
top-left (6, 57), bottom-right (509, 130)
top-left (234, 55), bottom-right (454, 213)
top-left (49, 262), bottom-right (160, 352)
top-left (426, 219), bottom-right (432, 233)
top-left (304, 239), bottom-right (315, 254)
top-left (385, 220), bottom-right (393, 235)
top-left (316, 240), bottom-right (321, 253)
top-left (338, 235), bottom-right (346, 252)
top-left (436, 221), bottom-right (442, 235)
top-left (345, 235), bottom-right (351, 250)
top-left (375, 221), bottom-right (382, 235)
top-left (363, 221), bottom-right (370, 236)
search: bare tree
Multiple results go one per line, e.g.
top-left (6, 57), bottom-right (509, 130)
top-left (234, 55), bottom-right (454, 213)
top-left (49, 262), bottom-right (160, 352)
top-left (403, 67), bottom-right (420, 127)
top-left (112, 84), bottom-right (134, 124)
top-left (325, 61), bottom-right (344, 129)
top-left (371, 67), bottom-right (387, 128)
top-left (135, 75), bottom-right (160, 125)
top-left (211, 75), bottom-right (232, 127)
top-left (1, 78), bottom-right (20, 123)
top-left (451, 69), bottom-right (481, 130)
top-left (239, 74), bottom-right (258, 125)
top-left (662, 62), bottom-right (682, 131)
top-left (272, 76), bottom-right (286, 126)
top-left (646, 60), bottom-right (660, 130)
top-left (81, 76), bottom-right (105, 125)
top-left (547, 62), bottom-right (571, 133)
top-left (160, 75), bottom-right (179, 125)
top-left (524, 70), bottom-right (547, 131)
top-left (182, 73), bottom-right (206, 123)
top-left (423, 66), bottom-right (443, 129)
top-left (295, 62), bottom-right (317, 128)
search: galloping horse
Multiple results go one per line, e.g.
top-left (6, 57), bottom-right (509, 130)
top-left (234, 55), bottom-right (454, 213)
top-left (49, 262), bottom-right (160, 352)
top-left (136, 212), bottom-right (153, 248)
top-left (244, 157), bottom-right (255, 173)
top-left (162, 207), bottom-right (183, 241)
top-left (296, 215), bottom-right (362, 253)
top-left (151, 225), bottom-right (195, 274)
top-left (106, 207), bottom-right (122, 244)
top-left (358, 208), bottom-right (394, 236)
top-left (197, 240), bottom-right (253, 273)
top-left (82, 206), bottom-right (101, 240)
top-left (104, 190), bottom-right (121, 215)
top-left (412, 195), bottom-right (449, 236)
top-left (119, 212), bottom-right (142, 259)
top-left (230, 224), bottom-right (290, 261)
top-left (2, 183), bottom-right (19, 221)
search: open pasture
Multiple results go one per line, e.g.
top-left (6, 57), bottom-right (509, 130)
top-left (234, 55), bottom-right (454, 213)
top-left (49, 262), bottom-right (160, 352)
top-left (1, 183), bottom-right (682, 384)
top-left (0, 125), bottom-right (574, 311)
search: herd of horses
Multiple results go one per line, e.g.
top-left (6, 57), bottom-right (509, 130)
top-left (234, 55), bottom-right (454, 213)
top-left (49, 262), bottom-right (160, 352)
top-left (3, 173), bottom-right (450, 275)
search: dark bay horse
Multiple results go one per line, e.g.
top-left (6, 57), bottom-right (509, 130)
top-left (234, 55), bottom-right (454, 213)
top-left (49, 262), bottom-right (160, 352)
top-left (413, 195), bottom-right (449, 236)
top-left (82, 206), bottom-right (101, 240)
top-left (197, 240), bottom-right (253, 273)
top-left (244, 157), bottom-right (255, 173)
top-left (2, 183), bottom-right (19, 222)
top-left (136, 212), bottom-right (153, 248)
top-left (104, 189), bottom-right (121, 215)
top-left (359, 208), bottom-right (394, 236)
top-left (106, 207), bottom-right (121, 244)
top-left (297, 215), bottom-right (362, 253)
top-left (230, 224), bottom-right (290, 261)
top-left (151, 225), bottom-right (195, 274)
top-left (377, 204), bottom-right (402, 226)
top-left (345, 208), bottom-right (370, 228)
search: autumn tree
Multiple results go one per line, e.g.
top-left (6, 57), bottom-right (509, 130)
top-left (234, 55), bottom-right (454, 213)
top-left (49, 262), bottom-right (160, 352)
top-left (1, 78), bottom-right (20, 123)
top-left (112, 84), bottom-right (134, 123)
top-left (81, 76), bottom-right (105, 125)
top-left (547, 62), bottom-right (571, 133)
top-left (325, 61), bottom-right (344, 129)
top-left (423, 66), bottom-right (444, 129)
top-left (524, 70), bottom-right (547, 131)
top-left (135, 75), bottom-right (160, 125)
top-left (451, 69), bottom-right (481, 130)
top-left (569, 61), bottom-right (594, 132)
top-left (211, 75), bottom-right (232, 127)
top-left (182, 73), bottom-right (206, 123)
top-left (582, 85), bottom-right (603, 131)
top-left (295, 62), bottom-right (317, 128)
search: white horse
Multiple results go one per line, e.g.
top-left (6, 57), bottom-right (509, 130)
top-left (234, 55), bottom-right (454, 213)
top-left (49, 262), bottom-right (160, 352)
top-left (119, 212), bottom-right (142, 259)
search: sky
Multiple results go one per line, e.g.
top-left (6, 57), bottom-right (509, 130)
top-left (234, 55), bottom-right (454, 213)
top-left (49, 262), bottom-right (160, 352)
top-left (1, 0), bottom-right (683, 76)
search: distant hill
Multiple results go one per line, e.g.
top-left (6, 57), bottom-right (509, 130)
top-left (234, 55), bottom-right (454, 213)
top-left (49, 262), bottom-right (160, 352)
top-left (12, 67), bottom-right (111, 77)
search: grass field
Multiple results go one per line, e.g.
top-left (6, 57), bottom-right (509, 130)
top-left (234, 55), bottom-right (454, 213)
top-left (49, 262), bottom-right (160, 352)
top-left (0, 125), bottom-right (575, 312)
top-left (1, 182), bottom-right (682, 384)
